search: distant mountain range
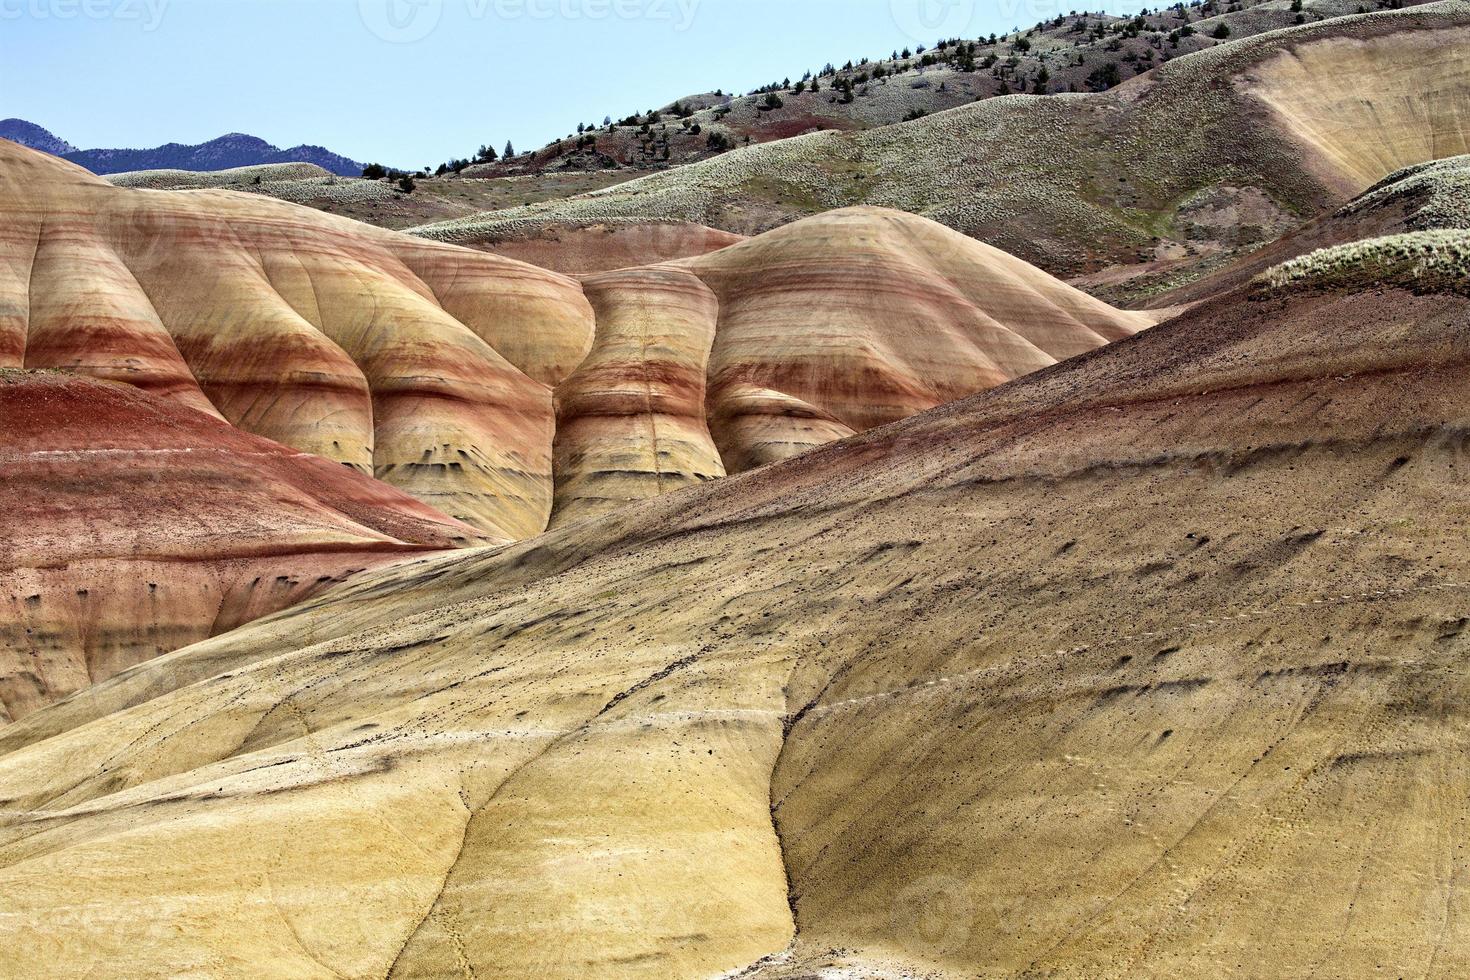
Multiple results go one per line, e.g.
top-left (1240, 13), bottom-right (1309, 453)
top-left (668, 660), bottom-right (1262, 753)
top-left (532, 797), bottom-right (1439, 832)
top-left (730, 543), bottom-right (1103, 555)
top-left (0, 118), bottom-right (76, 156)
top-left (0, 119), bottom-right (365, 176)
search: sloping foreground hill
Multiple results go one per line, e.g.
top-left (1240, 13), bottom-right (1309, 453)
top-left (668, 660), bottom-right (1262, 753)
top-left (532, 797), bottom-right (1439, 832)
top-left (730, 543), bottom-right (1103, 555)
top-left (0, 371), bottom-right (485, 724)
top-left (1, 236), bottom-right (1467, 976)
top-left (0, 140), bottom-right (1153, 538)
top-left (416, 3), bottom-right (1470, 298)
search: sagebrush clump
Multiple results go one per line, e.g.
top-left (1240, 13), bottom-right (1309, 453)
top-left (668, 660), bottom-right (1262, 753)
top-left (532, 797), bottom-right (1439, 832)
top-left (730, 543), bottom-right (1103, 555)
top-left (1259, 230), bottom-right (1470, 292)
top-left (1350, 154), bottom-right (1470, 230)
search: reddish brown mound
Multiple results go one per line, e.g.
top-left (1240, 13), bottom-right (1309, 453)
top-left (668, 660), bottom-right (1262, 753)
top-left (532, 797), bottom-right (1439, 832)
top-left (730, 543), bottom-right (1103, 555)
top-left (682, 206), bottom-right (1154, 473)
top-left (542, 208), bottom-right (1160, 525)
top-left (0, 371), bottom-right (485, 722)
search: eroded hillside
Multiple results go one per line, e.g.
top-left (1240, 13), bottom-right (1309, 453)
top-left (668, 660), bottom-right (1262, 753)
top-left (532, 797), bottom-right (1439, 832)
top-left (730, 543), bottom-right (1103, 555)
top-left (2, 228), bottom-right (1467, 976)
top-left (0, 371), bottom-right (485, 723)
top-left (0, 141), bottom-right (1153, 541)
top-left (0, 139), bottom-right (1160, 716)
top-left (1115, 151), bottom-right (1470, 304)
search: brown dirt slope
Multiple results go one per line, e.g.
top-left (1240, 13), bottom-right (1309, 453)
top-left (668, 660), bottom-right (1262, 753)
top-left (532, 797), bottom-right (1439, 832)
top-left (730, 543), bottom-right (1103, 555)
top-left (1117, 151), bottom-right (1470, 306)
top-left (0, 370), bottom-right (485, 724)
top-left (1, 251), bottom-right (1467, 976)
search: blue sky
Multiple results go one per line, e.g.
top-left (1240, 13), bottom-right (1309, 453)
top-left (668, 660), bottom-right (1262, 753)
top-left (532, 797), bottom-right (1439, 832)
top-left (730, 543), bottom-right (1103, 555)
top-left (1, 0), bottom-right (1143, 166)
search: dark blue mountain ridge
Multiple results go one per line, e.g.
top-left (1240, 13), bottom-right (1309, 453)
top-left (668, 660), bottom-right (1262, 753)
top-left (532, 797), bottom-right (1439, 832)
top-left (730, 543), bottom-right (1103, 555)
top-left (0, 118), bottom-right (77, 155)
top-left (0, 120), bottom-right (365, 177)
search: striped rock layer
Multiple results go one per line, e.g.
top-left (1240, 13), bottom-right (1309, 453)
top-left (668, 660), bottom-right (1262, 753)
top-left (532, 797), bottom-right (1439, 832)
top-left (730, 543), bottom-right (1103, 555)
top-left (0, 139), bottom-right (1157, 536)
top-left (0, 141), bottom-right (596, 541)
top-left (0, 141), bottom-right (1160, 719)
top-left (0, 371), bottom-right (487, 723)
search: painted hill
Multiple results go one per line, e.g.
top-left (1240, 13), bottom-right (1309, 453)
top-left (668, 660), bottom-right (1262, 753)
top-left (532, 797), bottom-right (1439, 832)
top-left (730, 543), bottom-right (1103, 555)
top-left (415, 3), bottom-right (1470, 301)
top-left (1, 222), bottom-right (1466, 976)
top-left (550, 207), bottom-right (1156, 526)
top-left (0, 139), bottom-right (1155, 542)
top-left (0, 370), bottom-right (486, 724)
top-left (0, 138), bottom-right (597, 541)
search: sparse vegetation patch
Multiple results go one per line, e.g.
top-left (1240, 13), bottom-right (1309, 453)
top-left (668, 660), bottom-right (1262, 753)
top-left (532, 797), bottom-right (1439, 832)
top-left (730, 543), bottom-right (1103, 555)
top-left (1258, 229), bottom-right (1470, 293)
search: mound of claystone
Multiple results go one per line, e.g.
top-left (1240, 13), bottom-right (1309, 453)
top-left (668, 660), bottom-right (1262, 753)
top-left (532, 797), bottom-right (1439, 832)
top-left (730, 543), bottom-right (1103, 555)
top-left (0, 370), bottom-right (485, 722)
